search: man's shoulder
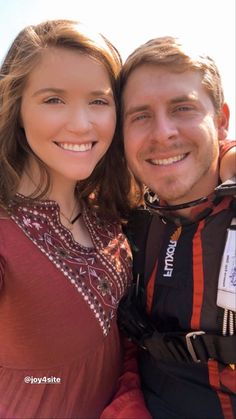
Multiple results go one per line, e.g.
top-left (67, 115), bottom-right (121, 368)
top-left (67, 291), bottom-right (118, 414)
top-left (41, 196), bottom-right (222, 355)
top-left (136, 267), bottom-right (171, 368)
top-left (125, 208), bottom-right (155, 241)
top-left (129, 207), bottom-right (154, 225)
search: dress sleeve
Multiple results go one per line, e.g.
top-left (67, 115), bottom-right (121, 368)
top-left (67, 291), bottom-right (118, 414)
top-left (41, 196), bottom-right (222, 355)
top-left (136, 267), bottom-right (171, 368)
top-left (100, 336), bottom-right (151, 419)
top-left (0, 222), bottom-right (5, 291)
top-left (0, 255), bottom-right (5, 291)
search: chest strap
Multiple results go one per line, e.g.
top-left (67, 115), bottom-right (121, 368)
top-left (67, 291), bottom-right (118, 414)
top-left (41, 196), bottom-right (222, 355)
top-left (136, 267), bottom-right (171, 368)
top-left (143, 329), bottom-right (236, 364)
top-left (118, 287), bottom-right (236, 364)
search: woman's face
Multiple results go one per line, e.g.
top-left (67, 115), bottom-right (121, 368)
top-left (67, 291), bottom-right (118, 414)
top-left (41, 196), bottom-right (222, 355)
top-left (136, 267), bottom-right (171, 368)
top-left (20, 47), bottom-right (116, 186)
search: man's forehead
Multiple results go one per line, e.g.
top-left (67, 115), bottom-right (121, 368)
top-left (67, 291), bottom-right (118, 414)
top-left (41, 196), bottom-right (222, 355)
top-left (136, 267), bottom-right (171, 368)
top-left (122, 66), bottom-right (203, 110)
top-left (124, 64), bottom-right (202, 88)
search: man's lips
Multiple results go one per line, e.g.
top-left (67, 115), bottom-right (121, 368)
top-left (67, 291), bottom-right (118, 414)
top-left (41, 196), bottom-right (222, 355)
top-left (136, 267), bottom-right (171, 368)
top-left (147, 153), bottom-right (189, 166)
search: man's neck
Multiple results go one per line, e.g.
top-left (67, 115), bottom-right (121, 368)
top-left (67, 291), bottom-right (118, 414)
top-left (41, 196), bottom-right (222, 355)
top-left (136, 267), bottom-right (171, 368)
top-left (163, 171), bottom-right (220, 219)
top-left (158, 191), bottom-right (225, 225)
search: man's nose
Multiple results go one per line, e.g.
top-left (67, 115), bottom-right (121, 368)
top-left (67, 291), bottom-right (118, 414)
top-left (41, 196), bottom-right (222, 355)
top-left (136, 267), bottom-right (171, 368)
top-left (150, 112), bottom-right (178, 143)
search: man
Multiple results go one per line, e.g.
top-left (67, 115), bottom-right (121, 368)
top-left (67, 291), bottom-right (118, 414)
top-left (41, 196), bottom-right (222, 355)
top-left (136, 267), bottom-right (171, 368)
top-left (119, 37), bottom-right (236, 418)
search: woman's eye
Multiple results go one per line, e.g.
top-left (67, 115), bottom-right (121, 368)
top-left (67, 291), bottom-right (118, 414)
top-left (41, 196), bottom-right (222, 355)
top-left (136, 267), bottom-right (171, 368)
top-left (91, 99), bottom-right (108, 105)
top-left (44, 97), bottom-right (63, 104)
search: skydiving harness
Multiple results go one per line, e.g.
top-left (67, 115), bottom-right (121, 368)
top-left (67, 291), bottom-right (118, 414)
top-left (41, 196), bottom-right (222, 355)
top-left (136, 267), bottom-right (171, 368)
top-left (118, 178), bottom-right (236, 365)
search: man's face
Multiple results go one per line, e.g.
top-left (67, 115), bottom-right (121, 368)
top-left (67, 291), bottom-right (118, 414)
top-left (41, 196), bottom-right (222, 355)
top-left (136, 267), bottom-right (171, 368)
top-left (123, 65), bottom-right (228, 204)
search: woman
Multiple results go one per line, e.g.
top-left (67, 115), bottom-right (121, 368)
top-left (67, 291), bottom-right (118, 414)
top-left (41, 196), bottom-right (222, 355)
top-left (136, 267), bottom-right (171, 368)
top-left (0, 19), bottom-right (134, 419)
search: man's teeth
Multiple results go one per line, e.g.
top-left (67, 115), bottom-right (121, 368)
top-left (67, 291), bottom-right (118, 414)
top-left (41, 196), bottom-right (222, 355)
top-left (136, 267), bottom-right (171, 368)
top-left (58, 142), bottom-right (93, 151)
top-left (150, 154), bottom-right (186, 165)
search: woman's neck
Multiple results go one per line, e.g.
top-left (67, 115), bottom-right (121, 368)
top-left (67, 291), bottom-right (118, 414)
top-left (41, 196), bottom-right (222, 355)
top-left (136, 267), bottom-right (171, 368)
top-left (18, 162), bottom-right (79, 217)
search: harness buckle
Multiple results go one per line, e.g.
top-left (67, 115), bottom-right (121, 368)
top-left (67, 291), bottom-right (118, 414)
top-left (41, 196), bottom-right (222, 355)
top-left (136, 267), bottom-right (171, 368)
top-left (185, 331), bottom-right (205, 362)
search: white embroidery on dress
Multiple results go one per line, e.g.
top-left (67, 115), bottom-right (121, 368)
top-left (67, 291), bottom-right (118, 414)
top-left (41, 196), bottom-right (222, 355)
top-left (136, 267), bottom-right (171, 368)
top-left (10, 199), bottom-right (132, 335)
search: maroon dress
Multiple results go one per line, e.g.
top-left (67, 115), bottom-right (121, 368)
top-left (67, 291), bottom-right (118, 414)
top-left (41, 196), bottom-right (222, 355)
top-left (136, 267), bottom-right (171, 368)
top-left (0, 197), bottom-right (132, 418)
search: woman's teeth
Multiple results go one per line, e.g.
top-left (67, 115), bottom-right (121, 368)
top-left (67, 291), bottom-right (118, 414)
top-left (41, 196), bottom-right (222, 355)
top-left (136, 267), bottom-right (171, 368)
top-left (57, 142), bottom-right (93, 152)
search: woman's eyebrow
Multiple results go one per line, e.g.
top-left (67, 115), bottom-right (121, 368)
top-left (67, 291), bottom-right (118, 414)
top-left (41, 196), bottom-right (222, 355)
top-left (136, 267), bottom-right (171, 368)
top-left (32, 87), bottom-right (65, 97)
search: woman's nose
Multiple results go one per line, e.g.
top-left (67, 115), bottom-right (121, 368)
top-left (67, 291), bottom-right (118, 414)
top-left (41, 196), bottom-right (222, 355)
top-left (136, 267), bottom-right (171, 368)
top-left (66, 107), bottom-right (92, 134)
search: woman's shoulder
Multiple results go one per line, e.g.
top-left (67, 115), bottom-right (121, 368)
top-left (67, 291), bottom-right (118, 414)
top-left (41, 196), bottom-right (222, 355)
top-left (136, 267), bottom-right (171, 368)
top-left (0, 206), bottom-right (9, 219)
top-left (84, 204), bottom-right (120, 226)
top-left (83, 205), bottom-right (124, 244)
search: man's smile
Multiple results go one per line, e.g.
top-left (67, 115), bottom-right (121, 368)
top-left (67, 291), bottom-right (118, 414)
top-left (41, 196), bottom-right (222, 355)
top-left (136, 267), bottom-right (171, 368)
top-left (147, 153), bottom-right (189, 166)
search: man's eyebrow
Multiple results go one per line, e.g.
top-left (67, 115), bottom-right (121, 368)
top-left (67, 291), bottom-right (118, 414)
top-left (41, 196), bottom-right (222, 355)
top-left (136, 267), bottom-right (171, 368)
top-left (124, 95), bottom-right (198, 118)
top-left (170, 95), bottom-right (197, 104)
top-left (124, 105), bottom-right (150, 118)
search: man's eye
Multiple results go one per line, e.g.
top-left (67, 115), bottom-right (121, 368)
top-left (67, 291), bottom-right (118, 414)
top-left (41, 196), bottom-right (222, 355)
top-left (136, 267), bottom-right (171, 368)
top-left (133, 114), bottom-right (149, 122)
top-left (44, 97), bottom-right (63, 104)
top-left (175, 105), bottom-right (193, 112)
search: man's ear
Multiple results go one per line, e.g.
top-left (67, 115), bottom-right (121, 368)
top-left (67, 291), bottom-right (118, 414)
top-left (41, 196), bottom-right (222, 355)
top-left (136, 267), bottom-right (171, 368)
top-left (217, 103), bottom-right (230, 140)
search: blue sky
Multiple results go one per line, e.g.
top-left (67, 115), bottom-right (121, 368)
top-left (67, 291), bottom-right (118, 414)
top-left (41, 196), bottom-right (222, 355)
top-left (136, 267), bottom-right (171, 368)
top-left (0, 0), bottom-right (235, 137)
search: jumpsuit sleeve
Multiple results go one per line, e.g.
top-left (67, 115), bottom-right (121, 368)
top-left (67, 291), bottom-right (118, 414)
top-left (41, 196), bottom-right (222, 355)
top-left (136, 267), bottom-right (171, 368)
top-left (219, 140), bottom-right (236, 182)
top-left (219, 139), bottom-right (236, 158)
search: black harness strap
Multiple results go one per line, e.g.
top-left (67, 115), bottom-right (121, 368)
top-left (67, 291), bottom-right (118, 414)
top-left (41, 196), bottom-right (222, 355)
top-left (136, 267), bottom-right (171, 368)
top-left (143, 330), bottom-right (236, 364)
top-left (119, 191), bottom-right (236, 366)
top-left (124, 208), bottom-right (153, 280)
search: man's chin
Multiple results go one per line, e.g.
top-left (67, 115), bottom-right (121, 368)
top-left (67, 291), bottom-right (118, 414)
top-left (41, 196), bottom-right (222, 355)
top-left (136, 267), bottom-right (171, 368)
top-left (148, 183), bottom-right (190, 204)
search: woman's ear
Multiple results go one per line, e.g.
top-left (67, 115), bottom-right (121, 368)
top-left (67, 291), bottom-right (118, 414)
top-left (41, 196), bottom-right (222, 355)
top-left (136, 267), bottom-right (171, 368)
top-left (217, 103), bottom-right (230, 140)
